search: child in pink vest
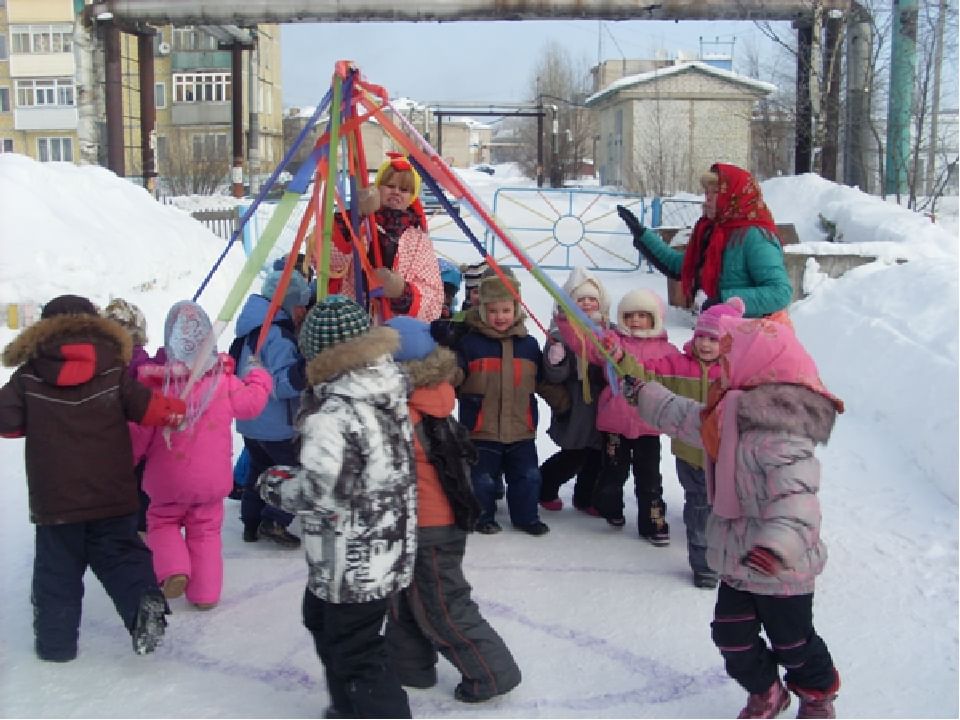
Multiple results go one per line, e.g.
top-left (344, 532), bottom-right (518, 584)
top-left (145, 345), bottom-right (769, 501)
top-left (131, 301), bottom-right (272, 609)
top-left (556, 288), bottom-right (678, 542)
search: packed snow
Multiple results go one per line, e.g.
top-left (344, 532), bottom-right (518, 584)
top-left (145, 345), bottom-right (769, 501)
top-left (0, 153), bottom-right (957, 718)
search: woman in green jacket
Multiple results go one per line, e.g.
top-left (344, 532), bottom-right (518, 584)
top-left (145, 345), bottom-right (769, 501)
top-left (617, 163), bottom-right (792, 319)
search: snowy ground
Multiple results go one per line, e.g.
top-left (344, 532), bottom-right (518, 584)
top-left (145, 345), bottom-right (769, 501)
top-left (0, 154), bottom-right (957, 718)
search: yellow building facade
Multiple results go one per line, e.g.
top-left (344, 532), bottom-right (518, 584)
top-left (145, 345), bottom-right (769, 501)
top-left (0, 0), bottom-right (283, 192)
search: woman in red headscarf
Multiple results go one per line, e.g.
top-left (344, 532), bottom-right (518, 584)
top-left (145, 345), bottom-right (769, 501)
top-left (616, 163), bottom-right (793, 319)
top-left (329, 152), bottom-right (444, 323)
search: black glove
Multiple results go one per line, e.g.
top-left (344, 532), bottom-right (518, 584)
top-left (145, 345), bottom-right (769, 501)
top-left (616, 205), bottom-right (646, 248)
top-left (699, 296), bottom-right (720, 313)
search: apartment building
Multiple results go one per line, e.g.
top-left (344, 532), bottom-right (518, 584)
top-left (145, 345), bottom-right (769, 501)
top-left (0, 0), bottom-right (79, 161)
top-left (0, 0), bottom-right (283, 192)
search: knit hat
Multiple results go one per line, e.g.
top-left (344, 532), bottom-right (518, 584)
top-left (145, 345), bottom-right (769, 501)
top-left (163, 300), bottom-right (217, 374)
top-left (103, 297), bottom-right (148, 346)
top-left (298, 294), bottom-right (370, 361)
top-left (438, 258), bottom-right (462, 290)
top-left (374, 152), bottom-right (421, 200)
top-left (41, 294), bottom-right (98, 319)
top-left (261, 269), bottom-right (311, 316)
top-left (384, 316), bottom-right (437, 362)
top-left (461, 260), bottom-right (489, 291)
top-left (695, 297), bottom-right (746, 339)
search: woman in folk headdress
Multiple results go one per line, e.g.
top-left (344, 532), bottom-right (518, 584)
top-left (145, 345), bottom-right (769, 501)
top-left (617, 163), bottom-right (793, 320)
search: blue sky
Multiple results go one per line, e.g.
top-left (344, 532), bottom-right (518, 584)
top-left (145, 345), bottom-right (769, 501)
top-left (279, 18), bottom-right (794, 108)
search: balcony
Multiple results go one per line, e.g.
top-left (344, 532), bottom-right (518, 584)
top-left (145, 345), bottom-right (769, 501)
top-left (14, 106), bottom-right (78, 131)
top-left (171, 50), bottom-right (232, 72)
top-left (171, 103), bottom-right (231, 126)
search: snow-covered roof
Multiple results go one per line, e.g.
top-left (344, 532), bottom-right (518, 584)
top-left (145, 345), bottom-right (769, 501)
top-left (585, 60), bottom-right (777, 106)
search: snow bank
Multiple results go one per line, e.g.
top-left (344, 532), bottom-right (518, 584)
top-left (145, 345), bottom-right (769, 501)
top-left (792, 256), bottom-right (959, 502)
top-left (764, 173), bottom-right (957, 261)
top-left (0, 154), bottom-right (247, 349)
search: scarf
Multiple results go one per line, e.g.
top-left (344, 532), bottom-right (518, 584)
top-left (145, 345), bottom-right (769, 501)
top-left (699, 314), bottom-right (844, 519)
top-left (370, 205), bottom-right (424, 269)
top-left (680, 163), bottom-right (779, 301)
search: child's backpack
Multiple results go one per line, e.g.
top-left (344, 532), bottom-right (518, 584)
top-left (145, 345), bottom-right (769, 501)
top-left (414, 414), bottom-right (481, 531)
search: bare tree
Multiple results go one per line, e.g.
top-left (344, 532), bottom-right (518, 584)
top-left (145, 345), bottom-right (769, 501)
top-left (517, 41), bottom-right (595, 186)
top-left (158, 131), bottom-right (231, 196)
top-left (740, 35), bottom-right (796, 178)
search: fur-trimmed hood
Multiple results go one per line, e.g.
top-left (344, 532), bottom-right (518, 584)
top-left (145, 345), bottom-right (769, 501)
top-left (2, 314), bottom-right (132, 384)
top-left (738, 383), bottom-right (838, 445)
top-left (399, 345), bottom-right (461, 389)
top-left (305, 325), bottom-right (400, 385)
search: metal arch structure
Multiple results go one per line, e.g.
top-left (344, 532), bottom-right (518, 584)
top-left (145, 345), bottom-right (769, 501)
top-left (85, 0), bottom-right (871, 186)
top-left (91, 1), bottom-right (853, 24)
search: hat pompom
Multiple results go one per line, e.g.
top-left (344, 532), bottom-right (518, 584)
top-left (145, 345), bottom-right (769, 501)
top-left (384, 316), bottom-right (437, 362)
top-left (298, 295), bottom-right (370, 360)
top-left (695, 297), bottom-right (745, 338)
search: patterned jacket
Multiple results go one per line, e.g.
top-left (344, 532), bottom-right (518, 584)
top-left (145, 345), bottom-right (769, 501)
top-left (632, 380), bottom-right (835, 595)
top-left (258, 326), bottom-right (418, 604)
top-left (453, 309), bottom-right (546, 444)
top-left (333, 220), bottom-right (443, 323)
top-left (0, 314), bottom-right (182, 525)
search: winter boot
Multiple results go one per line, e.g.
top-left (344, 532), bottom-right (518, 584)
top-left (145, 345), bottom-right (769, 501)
top-left (131, 590), bottom-right (170, 655)
top-left (693, 571), bottom-right (719, 589)
top-left (539, 498), bottom-right (563, 511)
top-left (639, 499), bottom-right (670, 546)
top-left (788, 670), bottom-right (840, 719)
top-left (258, 520), bottom-right (301, 548)
top-left (161, 573), bottom-right (188, 600)
top-left (737, 678), bottom-right (791, 719)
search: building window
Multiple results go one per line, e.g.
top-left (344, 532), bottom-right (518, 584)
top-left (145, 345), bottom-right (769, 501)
top-left (0, 139), bottom-right (13, 153)
top-left (155, 82), bottom-right (166, 109)
top-left (0, 87), bottom-right (9, 112)
top-left (37, 137), bottom-right (73, 162)
top-left (0, 34), bottom-right (7, 61)
top-left (15, 78), bottom-right (75, 108)
top-left (172, 26), bottom-right (218, 52)
top-left (192, 132), bottom-right (228, 160)
top-left (10, 25), bottom-right (73, 54)
top-left (152, 30), bottom-right (164, 54)
top-left (156, 134), bottom-right (168, 164)
top-left (173, 73), bottom-right (231, 104)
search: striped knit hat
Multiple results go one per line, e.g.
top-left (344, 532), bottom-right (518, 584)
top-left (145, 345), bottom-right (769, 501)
top-left (298, 294), bottom-right (370, 361)
top-left (461, 260), bottom-right (489, 291)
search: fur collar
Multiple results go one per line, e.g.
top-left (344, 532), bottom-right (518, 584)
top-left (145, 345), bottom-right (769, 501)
top-left (3, 314), bottom-right (132, 368)
top-left (306, 326), bottom-right (400, 385)
top-left (738, 383), bottom-right (838, 445)
top-left (400, 345), bottom-right (461, 388)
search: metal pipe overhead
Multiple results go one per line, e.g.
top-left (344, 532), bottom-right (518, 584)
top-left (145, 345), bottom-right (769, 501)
top-left (98, 0), bottom-right (851, 25)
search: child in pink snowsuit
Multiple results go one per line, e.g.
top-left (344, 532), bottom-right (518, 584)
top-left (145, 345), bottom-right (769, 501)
top-left (556, 288), bottom-right (678, 541)
top-left (622, 313), bottom-right (843, 719)
top-left (131, 301), bottom-right (272, 609)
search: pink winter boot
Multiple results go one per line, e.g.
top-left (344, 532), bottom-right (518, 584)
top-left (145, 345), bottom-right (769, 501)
top-left (737, 678), bottom-right (791, 718)
top-left (788, 670), bottom-right (840, 719)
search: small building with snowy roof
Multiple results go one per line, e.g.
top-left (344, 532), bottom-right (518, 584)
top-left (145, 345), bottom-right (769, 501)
top-left (585, 61), bottom-right (776, 194)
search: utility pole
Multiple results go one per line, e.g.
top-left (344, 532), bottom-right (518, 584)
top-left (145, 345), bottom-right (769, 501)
top-left (884, 0), bottom-right (919, 197)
